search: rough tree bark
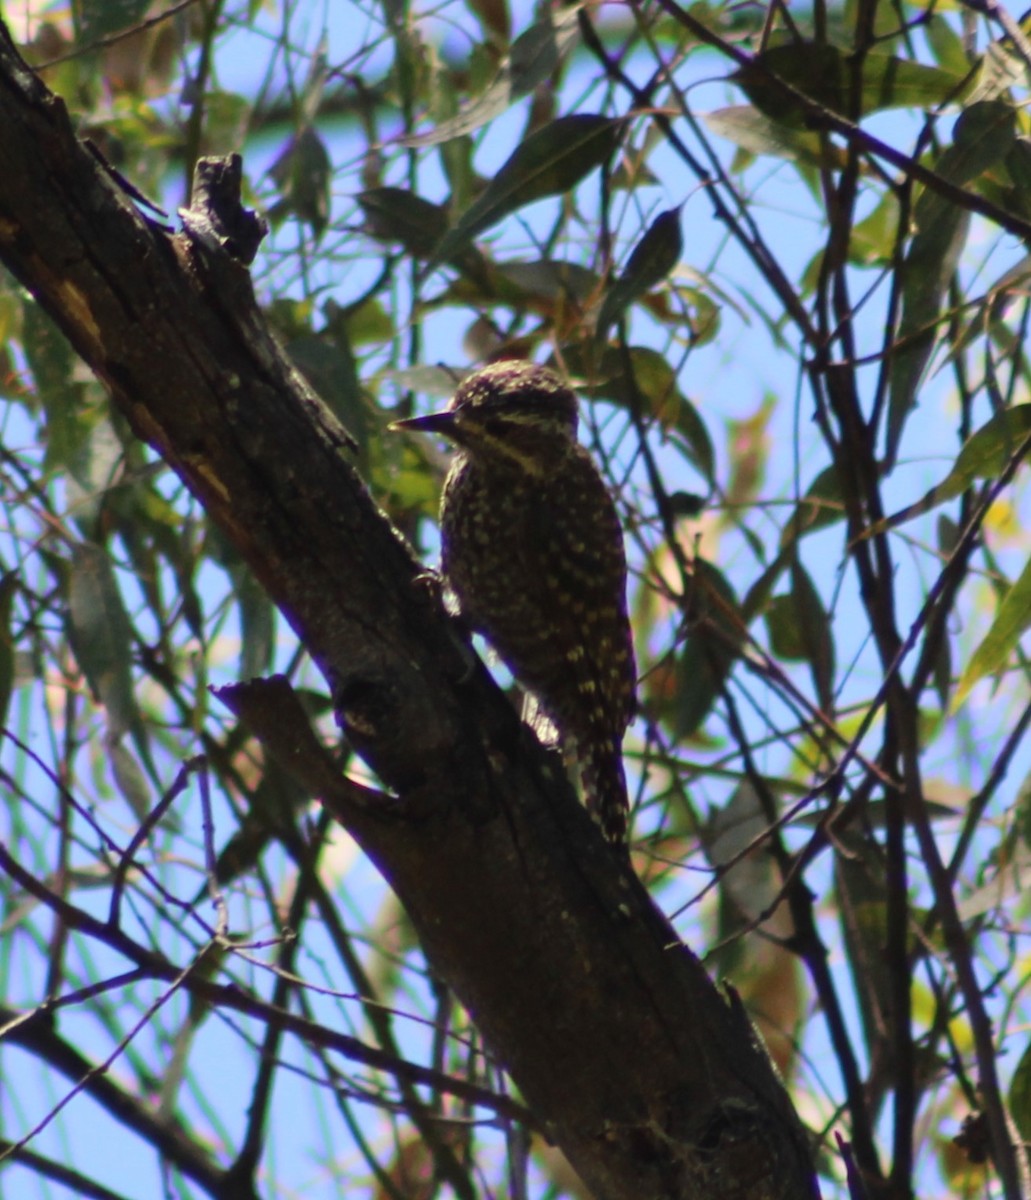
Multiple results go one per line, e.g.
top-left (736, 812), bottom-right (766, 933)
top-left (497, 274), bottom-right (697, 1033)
top-left (0, 23), bottom-right (820, 1200)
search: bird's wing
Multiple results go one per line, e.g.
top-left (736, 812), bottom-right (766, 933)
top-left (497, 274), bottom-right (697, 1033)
top-left (522, 452), bottom-right (636, 738)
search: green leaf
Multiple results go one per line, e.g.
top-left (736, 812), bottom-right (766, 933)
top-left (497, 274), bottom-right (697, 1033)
top-left (380, 364), bottom-right (463, 399)
top-left (340, 297), bottom-right (394, 347)
top-left (872, 403), bottom-right (1031, 534)
top-left (1004, 138), bottom-right (1031, 217)
top-left (269, 125), bottom-right (331, 237)
top-left (669, 492), bottom-right (706, 517)
top-left (288, 328), bottom-right (368, 457)
top-left (1010, 1038), bottom-right (1031, 1145)
top-left (957, 839), bottom-right (1031, 920)
top-left (966, 41), bottom-right (1027, 107)
top-left (67, 542), bottom-right (138, 738)
top-left (730, 42), bottom-right (846, 124)
top-left (925, 13), bottom-right (973, 77)
top-left (359, 187), bottom-right (449, 258)
top-left (763, 561), bottom-right (835, 711)
top-left (766, 594), bottom-right (805, 659)
top-left (468, 0), bottom-right (510, 44)
top-left (402, 8), bottom-right (581, 147)
top-left (233, 568), bottom-right (276, 682)
top-left (0, 571), bottom-right (14, 733)
top-left (673, 561), bottom-right (744, 737)
top-left (731, 43), bottom-right (970, 126)
top-left (672, 283), bottom-right (722, 347)
top-left (429, 115), bottom-right (622, 269)
top-left (942, 254), bottom-right (1031, 373)
top-left (595, 206), bottom-right (683, 338)
top-left (850, 189), bottom-right (901, 267)
top-left (23, 299), bottom-right (74, 403)
top-left (887, 100), bottom-right (1017, 463)
top-left (495, 259), bottom-right (601, 304)
top-left (792, 562), bottom-right (835, 711)
top-left (666, 396), bottom-right (716, 487)
top-left (200, 92), bottom-right (252, 156)
top-left (705, 781), bottom-right (781, 926)
top-left (359, 187), bottom-right (493, 283)
top-left (702, 105), bottom-right (839, 168)
top-left (23, 303), bottom-right (101, 484)
top-left (565, 344), bottom-right (715, 483)
top-left (741, 467), bottom-right (847, 620)
top-left (109, 741), bottom-right (152, 820)
top-left (858, 52), bottom-right (972, 113)
top-left (77, 0), bottom-right (150, 41)
top-left (63, 414), bottom-right (124, 537)
top-left (788, 466), bottom-right (848, 539)
top-left (953, 552), bottom-right (1031, 709)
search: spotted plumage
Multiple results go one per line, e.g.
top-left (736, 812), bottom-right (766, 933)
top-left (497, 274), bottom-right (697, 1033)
top-left (393, 361), bottom-right (636, 846)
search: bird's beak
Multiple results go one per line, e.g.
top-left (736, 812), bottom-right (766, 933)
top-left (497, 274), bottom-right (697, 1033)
top-left (389, 411), bottom-right (456, 436)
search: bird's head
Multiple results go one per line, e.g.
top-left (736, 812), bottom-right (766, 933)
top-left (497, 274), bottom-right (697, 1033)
top-left (391, 361), bottom-right (580, 470)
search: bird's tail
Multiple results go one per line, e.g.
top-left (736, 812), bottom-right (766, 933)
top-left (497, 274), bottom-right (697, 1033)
top-left (579, 737), bottom-right (630, 850)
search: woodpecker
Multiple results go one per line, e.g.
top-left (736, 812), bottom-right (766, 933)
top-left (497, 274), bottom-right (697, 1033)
top-left (393, 361), bottom-right (636, 845)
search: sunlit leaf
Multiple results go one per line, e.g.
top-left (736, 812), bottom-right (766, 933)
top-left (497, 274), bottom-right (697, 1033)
top-left (702, 105), bottom-right (841, 168)
top-left (850, 189), bottom-right (901, 266)
top-left (925, 13), bottom-right (973, 77)
top-left (965, 40), bottom-right (1027, 107)
top-left (872, 403), bottom-right (1031, 533)
top-left (952, 551), bottom-right (1031, 709)
top-left (957, 841), bottom-right (1031, 919)
top-left (725, 394), bottom-right (774, 511)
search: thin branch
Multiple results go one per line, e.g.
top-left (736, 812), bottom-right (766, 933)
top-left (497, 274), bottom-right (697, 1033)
top-left (0, 843), bottom-right (541, 1132)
